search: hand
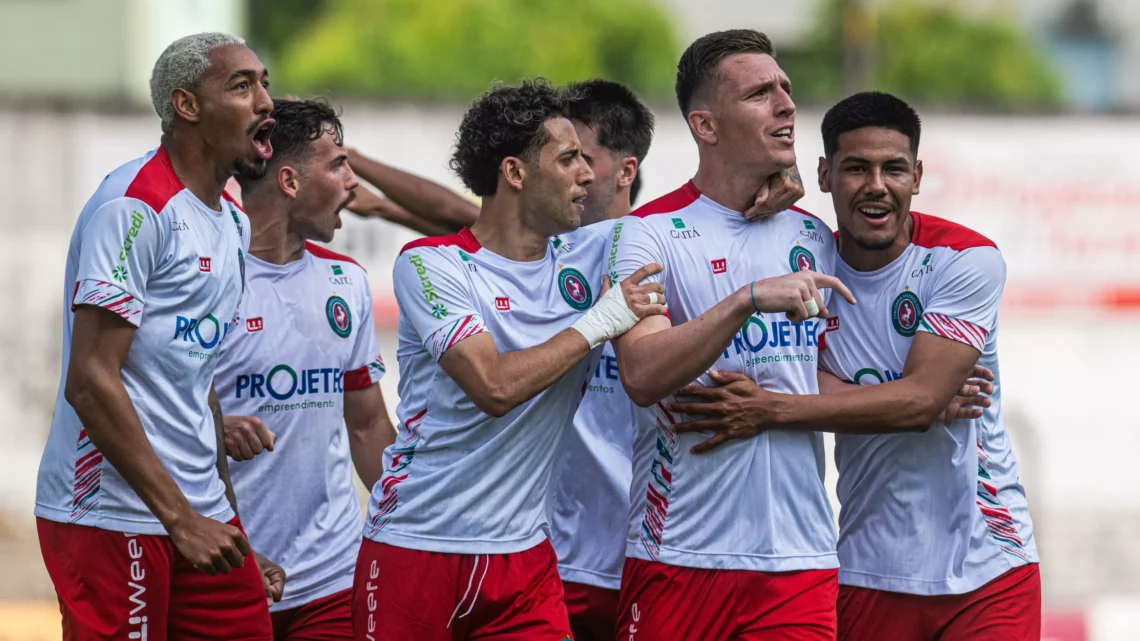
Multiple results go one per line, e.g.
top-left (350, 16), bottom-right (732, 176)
top-left (939, 364), bottom-right (995, 421)
top-left (743, 166), bottom-right (806, 221)
top-left (168, 512), bottom-right (250, 575)
top-left (345, 185), bottom-right (389, 220)
top-left (748, 271), bottom-right (856, 323)
top-left (223, 415), bottom-right (275, 461)
top-left (253, 550), bottom-right (286, 605)
top-left (667, 370), bottom-right (776, 454)
top-left (604, 263), bottom-right (668, 320)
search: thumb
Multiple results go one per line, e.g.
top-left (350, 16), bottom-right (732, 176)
top-left (708, 369), bottom-right (750, 384)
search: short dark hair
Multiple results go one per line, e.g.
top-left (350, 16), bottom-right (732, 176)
top-left (237, 98), bottom-right (344, 190)
top-left (450, 79), bottom-right (568, 197)
top-left (822, 92), bottom-right (922, 159)
top-left (565, 79), bottom-right (655, 163)
top-left (676, 29), bottom-right (775, 116)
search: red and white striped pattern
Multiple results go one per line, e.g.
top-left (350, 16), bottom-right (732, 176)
top-left (368, 408), bottom-right (428, 536)
top-left (74, 280), bottom-right (142, 325)
top-left (920, 312), bottom-right (988, 351)
top-left (429, 315), bottom-right (487, 360)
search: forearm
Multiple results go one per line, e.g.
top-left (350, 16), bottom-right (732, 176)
top-left (348, 417), bottom-right (395, 490)
top-left (67, 372), bottom-right (194, 528)
top-left (210, 387), bottom-right (239, 516)
top-left (766, 377), bottom-right (944, 434)
top-left (350, 152), bottom-right (478, 230)
top-left (619, 288), bottom-right (754, 406)
top-left (366, 198), bottom-right (456, 236)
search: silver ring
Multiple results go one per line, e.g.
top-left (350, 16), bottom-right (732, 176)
top-left (648, 292), bottom-right (659, 305)
top-left (804, 298), bottom-right (820, 317)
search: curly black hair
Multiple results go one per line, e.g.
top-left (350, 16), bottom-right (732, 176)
top-left (676, 29), bottom-right (775, 116)
top-left (449, 79), bottom-right (569, 197)
top-left (822, 92), bottom-right (921, 160)
top-left (565, 79), bottom-right (655, 163)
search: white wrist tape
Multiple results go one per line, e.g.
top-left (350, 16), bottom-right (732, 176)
top-left (571, 284), bottom-right (640, 349)
top-left (804, 298), bottom-right (820, 318)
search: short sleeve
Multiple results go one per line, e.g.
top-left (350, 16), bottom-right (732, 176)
top-left (72, 198), bottom-right (165, 327)
top-left (393, 247), bottom-right (487, 361)
top-left (611, 217), bottom-right (666, 287)
top-left (919, 247), bottom-right (1006, 352)
top-left (344, 271), bottom-right (386, 391)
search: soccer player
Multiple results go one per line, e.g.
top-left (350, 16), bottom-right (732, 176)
top-left (34, 33), bottom-right (280, 639)
top-left (215, 99), bottom-right (397, 640)
top-left (673, 92), bottom-right (1039, 640)
top-left (351, 79), bottom-right (673, 641)
top-left (608, 30), bottom-right (857, 640)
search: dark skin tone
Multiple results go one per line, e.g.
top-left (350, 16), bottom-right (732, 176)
top-left (667, 126), bottom-right (995, 453)
top-left (66, 42), bottom-right (284, 602)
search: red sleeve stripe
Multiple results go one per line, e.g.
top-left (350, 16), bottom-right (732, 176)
top-left (400, 227), bottom-right (482, 256)
top-left (910, 212), bottom-right (998, 251)
top-left (123, 146), bottom-right (184, 214)
top-left (919, 312), bottom-right (988, 351)
top-left (630, 181), bottom-right (701, 218)
top-left (343, 366), bottom-right (374, 391)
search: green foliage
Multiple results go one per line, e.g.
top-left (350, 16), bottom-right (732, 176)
top-left (274, 0), bottom-right (679, 101)
top-left (783, 0), bottom-right (1063, 109)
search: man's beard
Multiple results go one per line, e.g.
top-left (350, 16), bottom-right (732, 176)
top-left (234, 157), bottom-right (268, 181)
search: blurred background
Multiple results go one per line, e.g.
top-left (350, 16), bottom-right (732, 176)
top-left (0, 0), bottom-right (1137, 639)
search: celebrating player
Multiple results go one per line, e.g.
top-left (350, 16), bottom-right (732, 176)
top-left (351, 79), bottom-right (667, 640)
top-left (608, 29), bottom-right (857, 640)
top-left (672, 92), bottom-right (1039, 640)
top-left (216, 98), bottom-right (396, 640)
top-left (35, 33), bottom-right (279, 639)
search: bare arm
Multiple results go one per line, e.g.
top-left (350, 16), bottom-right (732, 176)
top-left (210, 385), bottom-right (238, 515)
top-left (347, 184), bottom-right (457, 237)
top-left (344, 384), bottom-right (397, 490)
top-left (348, 148), bottom-right (479, 232)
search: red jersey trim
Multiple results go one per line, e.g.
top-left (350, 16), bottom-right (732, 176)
top-left (631, 181), bottom-right (701, 218)
top-left (399, 227), bottom-right (482, 255)
top-left (222, 189), bottom-right (244, 212)
top-left (123, 146), bottom-right (184, 214)
top-left (305, 241), bottom-right (365, 270)
top-left (343, 366), bottom-right (374, 391)
top-left (790, 205), bottom-right (824, 223)
top-left (911, 211), bottom-right (997, 251)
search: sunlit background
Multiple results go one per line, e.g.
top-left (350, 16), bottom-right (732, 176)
top-left (0, 1), bottom-right (1137, 639)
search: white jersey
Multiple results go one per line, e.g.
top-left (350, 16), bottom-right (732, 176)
top-left (613, 181), bottom-right (838, 573)
top-left (364, 226), bottom-right (607, 554)
top-left (36, 146), bottom-right (250, 534)
top-left (820, 212), bottom-right (1037, 595)
top-left (551, 220), bottom-right (637, 591)
top-left (214, 243), bottom-right (384, 611)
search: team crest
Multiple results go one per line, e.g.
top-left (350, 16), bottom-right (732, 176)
top-left (789, 245), bottom-right (816, 272)
top-left (558, 267), bottom-right (592, 311)
top-left (326, 295), bottom-right (352, 338)
top-left (891, 290), bottom-right (923, 336)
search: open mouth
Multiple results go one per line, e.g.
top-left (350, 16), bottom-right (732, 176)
top-left (571, 193), bottom-right (587, 209)
top-left (772, 126), bottom-right (794, 142)
top-left (856, 203), bottom-right (892, 221)
top-left (250, 118), bottom-right (276, 160)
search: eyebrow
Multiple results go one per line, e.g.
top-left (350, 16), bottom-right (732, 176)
top-left (839, 154), bottom-right (912, 166)
top-left (227, 67), bottom-right (269, 82)
top-left (743, 76), bottom-right (792, 97)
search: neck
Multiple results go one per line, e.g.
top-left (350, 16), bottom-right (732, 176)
top-left (692, 152), bottom-right (776, 214)
top-left (838, 213), bottom-right (914, 272)
top-left (469, 194), bottom-right (551, 262)
top-left (161, 131), bottom-right (231, 211)
top-left (584, 189), bottom-right (632, 225)
top-left (244, 191), bottom-right (307, 265)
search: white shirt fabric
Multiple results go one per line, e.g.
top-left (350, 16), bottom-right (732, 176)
top-left (363, 226), bottom-right (608, 555)
top-left (215, 243), bottom-right (384, 611)
top-left (612, 181), bottom-right (839, 573)
top-left (36, 146), bottom-right (250, 535)
top-left (820, 211), bottom-right (1038, 595)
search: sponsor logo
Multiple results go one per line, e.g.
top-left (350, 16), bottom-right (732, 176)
top-left (923, 252), bottom-right (932, 266)
top-left (119, 211), bottom-right (145, 262)
top-left (431, 303), bottom-right (449, 319)
top-left (912, 252), bottom-right (935, 278)
top-left (803, 219), bottom-right (816, 230)
top-left (171, 218), bottom-right (189, 232)
top-left (668, 217), bottom-right (700, 239)
top-left (627, 602), bottom-right (641, 641)
top-left (607, 221), bottom-right (623, 284)
top-left (407, 253), bottom-right (439, 304)
top-left (558, 267), bottom-right (592, 311)
top-left (173, 314), bottom-right (233, 350)
top-left (552, 237), bottom-right (574, 253)
top-left (199, 257), bottom-right (212, 273)
top-left (495, 296), bottom-right (511, 311)
top-left (326, 295), bottom-right (352, 338)
top-left (711, 258), bottom-right (727, 274)
top-left (458, 249), bottom-right (477, 272)
top-left (800, 229), bottom-right (827, 244)
top-left (235, 364), bottom-right (345, 400)
top-left (588, 354), bottom-right (619, 393)
top-left (329, 263), bottom-right (353, 285)
top-left (125, 533), bottom-right (149, 640)
top-left (332, 264), bottom-right (343, 275)
top-left (364, 559), bottom-right (381, 640)
top-left (789, 244), bottom-right (816, 272)
top-left (112, 266), bottom-right (128, 283)
top-left (246, 317), bottom-right (263, 333)
top-left (722, 315), bottom-right (822, 366)
top-left (891, 290), bottom-right (923, 336)
top-left (826, 316), bottom-right (840, 331)
top-left (850, 367), bottom-right (903, 385)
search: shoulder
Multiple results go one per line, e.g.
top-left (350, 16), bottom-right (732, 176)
top-left (630, 181), bottom-right (701, 220)
top-left (399, 227), bottom-right (482, 256)
top-left (305, 241), bottom-right (367, 274)
top-left (911, 212), bottom-right (997, 251)
top-left (120, 146), bottom-right (186, 215)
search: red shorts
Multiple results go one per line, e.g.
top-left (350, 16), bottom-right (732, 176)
top-left (617, 558), bottom-right (838, 641)
top-left (837, 563), bottom-right (1041, 641)
top-left (37, 516), bottom-right (272, 641)
top-left (562, 581), bottom-right (619, 641)
top-left (271, 588), bottom-right (352, 640)
top-left (351, 539), bottom-right (572, 641)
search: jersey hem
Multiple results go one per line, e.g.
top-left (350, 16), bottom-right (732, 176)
top-left (836, 557), bottom-right (1034, 596)
top-left (34, 502), bottom-right (235, 536)
top-left (364, 528), bottom-right (548, 556)
top-left (625, 542), bottom-right (839, 573)
top-left (269, 574), bottom-right (354, 613)
top-left (557, 565), bottom-right (622, 591)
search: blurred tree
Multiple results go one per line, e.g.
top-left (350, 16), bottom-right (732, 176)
top-left (248, 0), bottom-right (327, 61)
top-left (273, 0), bottom-right (678, 101)
top-left (783, 0), bottom-right (1063, 109)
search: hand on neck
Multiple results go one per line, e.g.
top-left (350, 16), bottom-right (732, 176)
top-left (692, 153), bottom-right (784, 215)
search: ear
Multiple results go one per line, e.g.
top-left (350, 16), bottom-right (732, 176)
top-left (170, 88), bottom-right (201, 125)
top-left (278, 166), bottom-right (301, 199)
top-left (687, 110), bottom-right (717, 145)
top-left (616, 156), bottom-right (638, 190)
top-left (817, 156), bottom-right (831, 193)
top-left (912, 159), bottom-right (923, 196)
top-left (500, 156), bottom-right (526, 193)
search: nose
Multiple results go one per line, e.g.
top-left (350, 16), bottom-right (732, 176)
top-left (253, 78), bottom-right (272, 116)
top-left (865, 167), bottom-right (887, 194)
top-left (577, 156), bottom-right (594, 187)
top-left (345, 163), bottom-right (360, 191)
top-left (774, 85), bottom-right (795, 120)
